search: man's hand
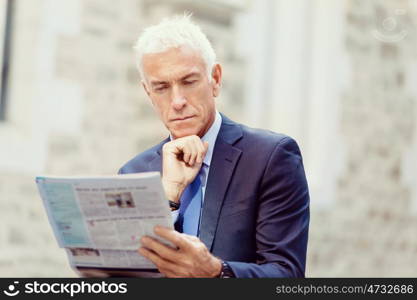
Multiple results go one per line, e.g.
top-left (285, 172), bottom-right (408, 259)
top-left (161, 135), bottom-right (208, 203)
top-left (138, 226), bottom-right (222, 278)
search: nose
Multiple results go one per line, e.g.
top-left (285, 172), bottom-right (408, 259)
top-left (171, 85), bottom-right (187, 111)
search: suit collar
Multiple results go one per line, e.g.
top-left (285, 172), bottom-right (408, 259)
top-left (199, 115), bottom-right (243, 250)
top-left (155, 137), bottom-right (170, 156)
top-left (218, 113), bottom-right (243, 145)
top-left (149, 137), bottom-right (169, 172)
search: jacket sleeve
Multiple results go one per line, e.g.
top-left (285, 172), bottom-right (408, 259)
top-left (227, 137), bottom-right (310, 277)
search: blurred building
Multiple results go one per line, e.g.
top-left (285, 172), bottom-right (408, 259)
top-left (0, 0), bottom-right (416, 277)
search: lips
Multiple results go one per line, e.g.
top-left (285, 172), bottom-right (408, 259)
top-left (171, 116), bottom-right (195, 122)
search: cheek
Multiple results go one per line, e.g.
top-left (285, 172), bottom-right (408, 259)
top-left (193, 90), bottom-right (215, 112)
top-left (200, 100), bottom-right (215, 117)
top-left (151, 98), bottom-right (169, 115)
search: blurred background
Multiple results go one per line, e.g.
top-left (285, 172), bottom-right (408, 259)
top-left (0, 0), bottom-right (416, 277)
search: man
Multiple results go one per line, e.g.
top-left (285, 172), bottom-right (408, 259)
top-left (119, 15), bottom-right (309, 278)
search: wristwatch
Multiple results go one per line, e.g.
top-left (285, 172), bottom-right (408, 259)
top-left (219, 261), bottom-right (235, 278)
top-left (169, 200), bottom-right (180, 211)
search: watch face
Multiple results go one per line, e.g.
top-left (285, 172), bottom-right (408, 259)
top-left (221, 262), bottom-right (235, 278)
top-left (169, 201), bottom-right (180, 210)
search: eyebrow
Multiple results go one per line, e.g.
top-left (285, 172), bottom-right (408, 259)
top-left (150, 80), bottom-right (168, 86)
top-left (149, 72), bottom-right (201, 86)
top-left (180, 72), bottom-right (200, 81)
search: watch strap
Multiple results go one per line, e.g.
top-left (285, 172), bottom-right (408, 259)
top-left (169, 200), bottom-right (180, 211)
top-left (219, 261), bottom-right (235, 278)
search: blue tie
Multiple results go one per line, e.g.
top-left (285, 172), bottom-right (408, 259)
top-left (175, 169), bottom-right (203, 236)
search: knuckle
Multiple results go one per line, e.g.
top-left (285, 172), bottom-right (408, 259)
top-left (194, 243), bottom-right (207, 256)
top-left (173, 235), bottom-right (183, 246)
top-left (196, 244), bottom-right (205, 253)
top-left (163, 142), bottom-right (175, 152)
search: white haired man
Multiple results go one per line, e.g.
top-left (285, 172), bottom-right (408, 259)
top-left (118, 15), bottom-right (310, 278)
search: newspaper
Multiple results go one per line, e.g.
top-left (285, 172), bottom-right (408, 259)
top-left (36, 172), bottom-right (172, 271)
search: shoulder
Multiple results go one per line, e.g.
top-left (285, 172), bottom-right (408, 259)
top-left (242, 124), bottom-right (291, 145)
top-left (229, 120), bottom-right (301, 156)
top-left (118, 139), bottom-right (167, 174)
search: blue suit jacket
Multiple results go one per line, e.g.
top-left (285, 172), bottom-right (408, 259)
top-left (119, 115), bottom-right (310, 277)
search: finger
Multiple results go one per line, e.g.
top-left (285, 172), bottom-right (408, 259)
top-left (140, 236), bottom-right (180, 262)
top-left (138, 247), bottom-right (180, 275)
top-left (195, 141), bottom-right (208, 164)
top-left (188, 140), bottom-right (200, 166)
top-left (195, 154), bottom-right (202, 165)
top-left (138, 247), bottom-right (174, 268)
top-left (138, 247), bottom-right (164, 266)
top-left (186, 140), bottom-right (198, 165)
top-left (182, 144), bottom-right (191, 164)
top-left (182, 234), bottom-right (200, 243)
top-left (154, 226), bottom-right (191, 250)
top-left (188, 147), bottom-right (197, 166)
top-left (199, 141), bottom-right (208, 163)
top-left (193, 140), bottom-right (204, 164)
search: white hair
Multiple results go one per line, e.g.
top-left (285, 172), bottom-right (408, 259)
top-left (133, 14), bottom-right (216, 81)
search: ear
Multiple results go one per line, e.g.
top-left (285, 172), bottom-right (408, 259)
top-left (211, 64), bottom-right (222, 97)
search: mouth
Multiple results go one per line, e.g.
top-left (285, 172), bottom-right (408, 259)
top-left (171, 115), bottom-right (195, 122)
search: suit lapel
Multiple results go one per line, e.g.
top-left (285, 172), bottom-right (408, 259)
top-left (147, 137), bottom-right (169, 173)
top-left (199, 117), bottom-right (243, 250)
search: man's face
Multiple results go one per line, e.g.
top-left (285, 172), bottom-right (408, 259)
top-left (141, 46), bottom-right (221, 139)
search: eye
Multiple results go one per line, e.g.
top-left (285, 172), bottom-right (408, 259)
top-left (183, 80), bottom-right (197, 86)
top-left (154, 85), bottom-right (168, 92)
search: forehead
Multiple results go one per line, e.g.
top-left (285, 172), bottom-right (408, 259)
top-left (142, 46), bottom-right (206, 82)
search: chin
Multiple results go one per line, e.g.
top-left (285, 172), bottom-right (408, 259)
top-left (171, 129), bottom-right (200, 139)
top-left (172, 131), bottom-right (197, 139)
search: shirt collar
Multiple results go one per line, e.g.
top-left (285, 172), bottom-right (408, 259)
top-left (169, 111), bottom-right (222, 168)
top-left (201, 111), bottom-right (222, 167)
